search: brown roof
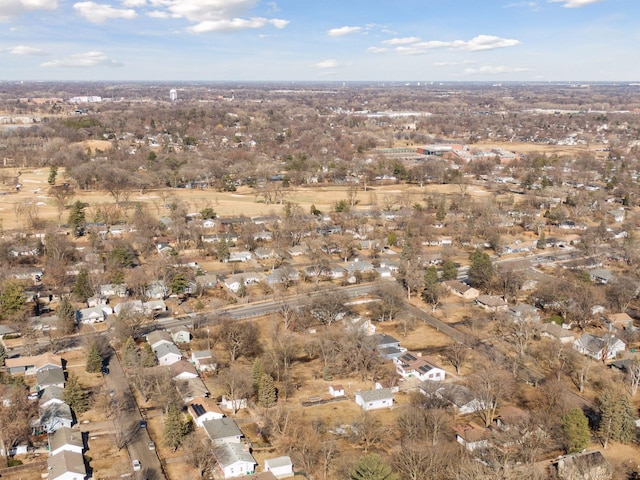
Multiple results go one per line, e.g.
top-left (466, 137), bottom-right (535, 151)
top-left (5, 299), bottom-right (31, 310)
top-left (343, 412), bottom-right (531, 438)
top-left (5, 352), bottom-right (62, 371)
top-left (188, 396), bottom-right (224, 418)
top-left (453, 422), bottom-right (488, 443)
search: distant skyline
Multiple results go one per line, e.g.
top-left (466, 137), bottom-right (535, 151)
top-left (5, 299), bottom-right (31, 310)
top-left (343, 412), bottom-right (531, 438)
top-left (0, 0), bottom-right (638, 82)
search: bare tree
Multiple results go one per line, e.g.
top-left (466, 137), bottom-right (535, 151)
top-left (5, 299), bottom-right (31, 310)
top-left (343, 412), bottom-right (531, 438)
top-left (350, 412), bottom-right (387, 453)
top-left (444, 343), bottom-right (470, 375)
top-left (467, 367), bottom-right (514, 428)
top-left (219, 365), bottom-right (253, 414)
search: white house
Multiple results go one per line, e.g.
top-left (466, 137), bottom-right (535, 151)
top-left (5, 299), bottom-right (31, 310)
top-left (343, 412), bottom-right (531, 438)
top-left (153, 343), bottom-right (183, 366)
top-left (47, 450), bottom-right (87, 480)
top-left (114, 300), bottom-right (143, 316)
top-left (221, 396), bottom-right (247, 411)
top-left (75, 305), bottom-right (112, 324)
top-left (394, 352), bottom-right (446, 382)
top-left (224, 272), bottom-right (262, 293)
top-left (170, 325), bottom-right (191, 344)
top-left (453, 423), bottom-right (489, 452)
top-left (100, 283), bottom-right (128, 298)
top-left (475, 295), bottom-right (508, 312)
top-left (225, 251), bottom-right (252, 263)
top-left (188, 396), bottom-right (225, 427)
top-left (264, 456), bottom-right (294, 479)
top-left (48, 427), bottom-right (84, 456)
top-left (423, 383), bottom-right (483, 415)
top-left (540, 323), bottom-right (576, 344)
top-left (202, 417), bottom-right (243, 444)
top-left (354, 388), bottom-right (394, 411)
top-left (213, 442), bottom-right (256, 479)
top-left (191, 350), bottom-right (216, 372)
top-left (329, 385), bottom-right (345, 397)
top-left (146, 330), bottom-right (174, 350)
top-left (573, 333), bottom-right (625, 361)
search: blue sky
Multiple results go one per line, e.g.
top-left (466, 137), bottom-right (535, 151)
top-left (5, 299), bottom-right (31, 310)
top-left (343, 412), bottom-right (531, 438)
top-left (0, 0), bottom-right (638, 82)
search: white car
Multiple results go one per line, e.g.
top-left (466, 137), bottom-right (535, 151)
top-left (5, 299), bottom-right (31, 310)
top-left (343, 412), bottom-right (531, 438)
top-left (132, 460), bottom-right (141, 471)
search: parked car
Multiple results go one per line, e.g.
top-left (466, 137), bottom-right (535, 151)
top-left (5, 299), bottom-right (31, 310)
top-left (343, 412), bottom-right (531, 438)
top-left (132, 460), bottom-right (141, 471)
top-left (148, 441), bottom-right (155, 450)
top-left (140, 420), bottom-right (147, 428)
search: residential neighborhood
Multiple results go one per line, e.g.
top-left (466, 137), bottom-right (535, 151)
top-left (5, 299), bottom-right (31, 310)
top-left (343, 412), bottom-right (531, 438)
top-left (0, 81), bottom-right (639, 480)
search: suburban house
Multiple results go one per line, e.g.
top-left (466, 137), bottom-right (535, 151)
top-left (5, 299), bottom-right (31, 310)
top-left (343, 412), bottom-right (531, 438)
top-left (221, 396), bottom-right (248, 411)
top-left (443, 280), bottom-right (480, 300)
top-left (476, 295), bottom-right (508, 312)
top-left (75, 305), bottom-right (112, 324)
top-left (212, 441), bottom-right (256, 479)
top-left (188, 396), bottom-right (225, 427)
top-left (169, 360), bottom-right (199, 380)
top-left (40, 386), bottom-right (65, 408)
top-left (573, 333), bottom-right (625, 361)
top-left (146, 330), bottom-right (174, 349)
top-left (34, 403), bottom-right (74, 433)
top-left (202, 417), bottom-right (244, 444)
top-left (589, 268), bottom-right (614, 284)
top-left (264, 456), bottom-right (294, 479)
top-left (170, 325), bottom-right (191, 344)
top-left (329, 385), bottom-right (345, 397)
top-left (196, 273), bottom-right (218, 289)
top-left (48, 426), bottom-right (84, 456)
top-left (36, 366), bottom-right (66, 390)
top-left (224, 272), bottom-right (263, 293)
top-left (143, 299), bottom-right (168, 316)
top-left (145, 281), bottom-right (167, 299)
top-left (373, 333), bottom-right (405, 360)
top-left (153, 343), bottom-right (183, 366)
top-left (47, 449), bottom-right (87, 480)
top-left (264, 267), bottom-right (300, 286)
top-left (423, 383), bottom-right (483, 415)
top-left (508, 303), bottom-right (540, 323)
top-left (254, 247), bottom-right (276, 260)
top-left (225, 251), bottom-right (252, 263)
top-left (113, 300), bottom-right (143, 316)
top-left (394, 352), bottom-right (446, 382)
top-left (453, 422), bottom-right (490, 452)
top-left (175, 377), bottom-right (210, 403)
top-left (550, 450), bottom-right (612, 480)
top-left (99, 283), bottom-right (128, 298)
top-left (540, 323), bottom-right (576, 344)
top-left (191, 350), bottom-right (216, 372)
top-left (605, 312), bottom-right (637, 334)
top-left (5, 353), bottom-right (63, 376)
top-left (354, 388), bottom-right (394, 411)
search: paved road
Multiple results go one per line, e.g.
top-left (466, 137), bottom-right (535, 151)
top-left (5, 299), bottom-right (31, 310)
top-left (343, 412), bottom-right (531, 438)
top-left (104, 349), bottom-right (166, 480)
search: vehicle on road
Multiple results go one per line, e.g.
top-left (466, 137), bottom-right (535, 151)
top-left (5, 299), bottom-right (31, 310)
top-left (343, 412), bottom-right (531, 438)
top-left (132, 460), bottom-right (141, 471)
top-left (109, 390), bottom-right (116, 397)
top-left (148, 441), bottom-right (155, 450)
top-left (140, 420), bottom-right (147, 428)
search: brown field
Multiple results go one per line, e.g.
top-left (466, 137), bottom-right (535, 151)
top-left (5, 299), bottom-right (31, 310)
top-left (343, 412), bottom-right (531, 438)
top-left (0, 166), bottom-right (494, 229)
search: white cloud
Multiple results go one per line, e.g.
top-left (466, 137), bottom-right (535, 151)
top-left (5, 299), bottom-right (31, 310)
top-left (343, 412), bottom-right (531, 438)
top-left (504, 1), bottom-right (539, 9)
top-left (366, 47), bottom-right (389, 54)
top-left (314, 59), bottom-right (338, 69)
top-left (382, 36), bottom-right (420, 45)
top-left (433, 61), bottom-right (458, 66)
top-left (188, 16), bottom-right (287, 33)
top-left (375, 34), bottom-right (521, 55)
top-left (265, 1), bottom-right (279, 12)
top-left (120, 0), bottom-right (146, 6)
top-left (41, 50), bottom-right (123, 68)
top-left (73, 2), bottom-right (137, 23)
top-left (0, 0), bottom-right (58, 21)
top-left (7, 45), bottom-right (48, 56)
top-left (147, 9), bottom-right (169, 17)
top-left (463, 65), bottom-right (528, 74)
top-left (549, 0), bottom-right (604, 7)
top-left (327, 26), bottom-right (362, 37)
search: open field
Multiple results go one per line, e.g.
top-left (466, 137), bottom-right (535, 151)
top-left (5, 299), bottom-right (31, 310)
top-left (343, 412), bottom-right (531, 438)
top-left (0, 166), bottom-right (492, 229)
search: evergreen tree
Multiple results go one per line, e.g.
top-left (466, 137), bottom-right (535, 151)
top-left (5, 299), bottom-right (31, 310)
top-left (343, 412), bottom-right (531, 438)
top-left (599, 390), bottom-right (636, 447)
top-left (63, 373), bottom-right (89, 414)
top-left (86, 342), bottom-right (103, 373)
top-left (122, 336), bottom-right (140, 367)
top-left (251, 358), bottom-right (264, 395)
top-left (72, 268), bottom-right (93, 302)
top-left (68, 200), bottom-right (86, 237)
top-left (217, 236), bottom-right (229, 262)
top-left (441, 259), bottom-right (458, 281)
top-left (258, 373), bottom-right (277, 408)
top-left (170, 272), bottom-right (188, 295)
top-left (57, 296), bottom-right (76, 335)
top-left (48, 165), bottom-right (58, 185)
top-left (140, 343), bottom-right (157, 367)
top-left (537, 232), bottom-right (547, 250)
top-left (163, 404), bottom-right (189, 451)
top-left (350, 454), bottom-right (399, 480)
top-left (561, 407), bottom-right (590, 453)
top-left (0, 280), bottom-right (26, 318)
top-left (468, 248), bottom-right (494, 290)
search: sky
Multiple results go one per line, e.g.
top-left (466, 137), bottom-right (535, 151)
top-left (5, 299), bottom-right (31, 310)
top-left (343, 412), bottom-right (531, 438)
top-left (0, 0), bottom-right (638, 82)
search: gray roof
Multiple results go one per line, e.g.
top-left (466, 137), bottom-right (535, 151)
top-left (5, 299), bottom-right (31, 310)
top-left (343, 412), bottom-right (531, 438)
top-left (213, 441), bottom-right (256, 469)
top-left (147, 330), bottom-right (173, 348)
top-left (357, 388), bottom-right (393, 403)
top-left (47, 450), bottom-right (86, 480)
top-left (49, 426), bottom-right (83, 453)
top-left (40, 385), bottom-right (65, 404)
top-left (265, 456), bottom-right (293, 469)
top-left (153, 342), bottom-right (182, 360)
top-left (202, 417), bottom-right (242, 441)
top-left (36, 366), bottom-right (65, 388)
